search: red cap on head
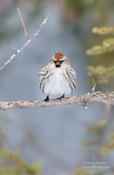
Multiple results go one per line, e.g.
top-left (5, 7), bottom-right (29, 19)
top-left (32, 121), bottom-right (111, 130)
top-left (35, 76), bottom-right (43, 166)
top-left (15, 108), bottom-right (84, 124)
top-left (54, 53), bottom-right (64, 60)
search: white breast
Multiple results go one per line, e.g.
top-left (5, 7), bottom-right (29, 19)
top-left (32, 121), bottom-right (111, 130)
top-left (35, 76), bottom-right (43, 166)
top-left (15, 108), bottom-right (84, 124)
top-left (44, 68), bottom-right (72, 96)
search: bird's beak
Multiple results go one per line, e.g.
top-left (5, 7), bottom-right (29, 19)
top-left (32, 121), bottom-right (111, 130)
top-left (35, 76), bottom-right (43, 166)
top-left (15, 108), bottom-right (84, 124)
top-left (55, 61), bottom-right (61, 66)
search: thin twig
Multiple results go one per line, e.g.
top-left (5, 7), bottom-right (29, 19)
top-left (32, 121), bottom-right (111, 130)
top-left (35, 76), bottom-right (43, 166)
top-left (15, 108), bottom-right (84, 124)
top-left (0, 91), bottom-right (114, 110)
top-left (0, 12), bottom-right (51, 71)
top-left (17, 8), bottom-right (29, 40)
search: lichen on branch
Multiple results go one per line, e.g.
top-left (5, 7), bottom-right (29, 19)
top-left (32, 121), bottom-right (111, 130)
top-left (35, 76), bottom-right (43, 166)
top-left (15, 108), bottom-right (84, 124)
top-left (0, 150), bottom-right (41, 175)
top-left (100, 132), bottom-right (114, 155)
top-left (0, 91), bottom-right (113, 110)
top-left (86, 38), bottom-right (114, 55)
top-left (92, 26), bottom-right (114, 35)
top-left (87, 26), bottom-right (114, 84)
top-left (88, 65), bottom-right (114, 84)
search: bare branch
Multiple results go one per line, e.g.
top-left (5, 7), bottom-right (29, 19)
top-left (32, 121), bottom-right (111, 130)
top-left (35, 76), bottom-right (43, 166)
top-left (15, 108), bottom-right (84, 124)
top-left (0, 91), bottom-right (114, 110)
top-left (0, 12), bottom-right (51, 71)
top-left (17, 8), bottom-right (29, 40)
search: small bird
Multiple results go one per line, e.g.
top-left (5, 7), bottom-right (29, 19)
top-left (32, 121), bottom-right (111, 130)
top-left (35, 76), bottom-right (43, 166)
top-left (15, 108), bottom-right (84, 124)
top-left (39, 53), bottom-right (76, 101)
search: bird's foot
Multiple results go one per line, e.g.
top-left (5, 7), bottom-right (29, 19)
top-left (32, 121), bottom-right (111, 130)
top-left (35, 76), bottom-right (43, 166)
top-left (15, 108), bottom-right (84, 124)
top-left (57, 95), bottom-right (65, 100)
top-left (44, 96), bottom-right (49, 102)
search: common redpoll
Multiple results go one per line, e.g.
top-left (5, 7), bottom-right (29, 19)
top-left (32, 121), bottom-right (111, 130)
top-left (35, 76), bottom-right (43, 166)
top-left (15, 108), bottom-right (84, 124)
top-left (39, 53), bottom-right (76, 101)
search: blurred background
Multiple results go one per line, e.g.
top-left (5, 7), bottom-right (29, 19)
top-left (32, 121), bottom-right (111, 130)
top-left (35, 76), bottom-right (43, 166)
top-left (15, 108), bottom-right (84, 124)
top-left (0, 0), bottom-right (114, 175)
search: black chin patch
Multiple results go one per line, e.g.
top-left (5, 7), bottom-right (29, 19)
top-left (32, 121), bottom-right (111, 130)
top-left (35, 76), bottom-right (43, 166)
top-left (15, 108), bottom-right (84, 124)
top-left (56, 64), bottom-right (60, 67)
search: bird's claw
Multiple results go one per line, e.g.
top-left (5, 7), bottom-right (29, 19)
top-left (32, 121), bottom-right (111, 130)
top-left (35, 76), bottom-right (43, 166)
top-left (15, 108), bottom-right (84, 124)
top-left (56, 95), bottom-right (64, 100)
top-left (44, 96), bottom-right (49, 102)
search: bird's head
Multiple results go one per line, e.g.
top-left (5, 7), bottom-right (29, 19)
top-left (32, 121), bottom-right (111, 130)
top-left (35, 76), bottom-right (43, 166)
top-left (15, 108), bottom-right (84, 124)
top-left (53, 52), bottom-right (66, 67)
